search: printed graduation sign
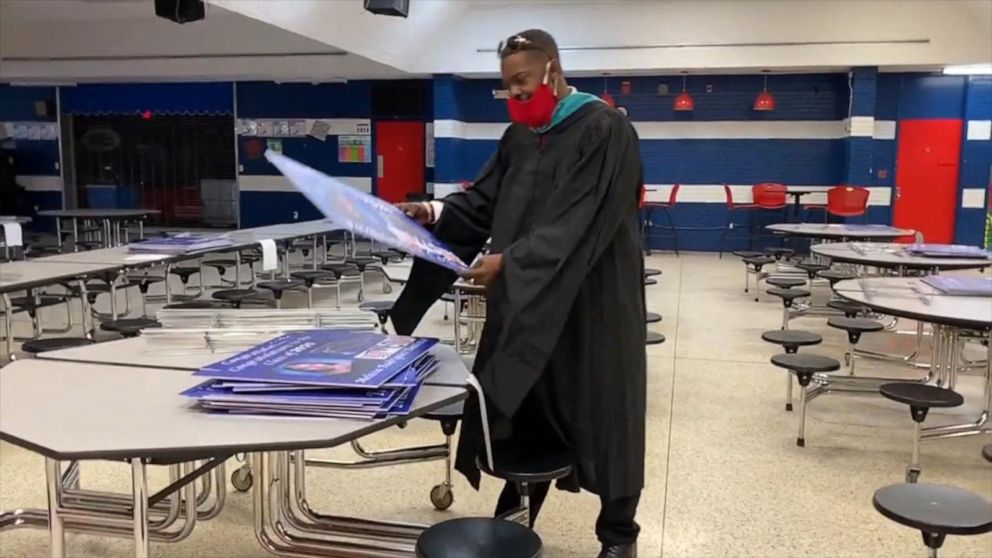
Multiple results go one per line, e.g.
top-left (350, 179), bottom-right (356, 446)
top-left (265, 151), bottom-right (468, 273)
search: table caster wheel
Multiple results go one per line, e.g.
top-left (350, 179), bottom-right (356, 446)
top-left (231, 467), bottom-right (253, 492)
top-left (430, 484), bottom-right (454, 511)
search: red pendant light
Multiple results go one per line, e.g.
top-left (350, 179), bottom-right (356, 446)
top-left (753, 72), bottom-right (776, 111)
top-left (673, 73), bottom-right (694, 111)
top-left (601, 75), bottom-right (616, 107)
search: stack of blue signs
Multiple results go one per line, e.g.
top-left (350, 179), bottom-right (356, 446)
top-left (921, 276), bottom-right (992, 297)
top-left (182, 330), bottom-right (439, 419)
top-left (129, 233), bottom-right (233, 254)
top-left (905, 244), bottom-right (992, 259)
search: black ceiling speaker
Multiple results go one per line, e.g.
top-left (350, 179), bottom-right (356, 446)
top-left (364, 0), bottom-right (409, 17)
top-left (155, 0), bottom-right (206, 24)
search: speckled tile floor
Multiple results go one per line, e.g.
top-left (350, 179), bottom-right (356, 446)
top-left (1, 252), bottom-right (990, 557)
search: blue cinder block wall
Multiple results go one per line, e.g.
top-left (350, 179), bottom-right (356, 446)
top-left (0, 84), bottom-right (63, 223)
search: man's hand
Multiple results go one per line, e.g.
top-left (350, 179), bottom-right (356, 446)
top-left (395, 202), bottom-right (431, 225)
top-left (460, 254), bottom-right (503, 289)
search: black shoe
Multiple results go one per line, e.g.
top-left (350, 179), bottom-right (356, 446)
top-left (598, 543), bottom-right (637, 558)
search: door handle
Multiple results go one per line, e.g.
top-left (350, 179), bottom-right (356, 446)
top-left (377, 156), bottom-right (384, 179)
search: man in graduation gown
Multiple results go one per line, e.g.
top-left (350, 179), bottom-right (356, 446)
top-left (392, 29), bottom-right (646, 558)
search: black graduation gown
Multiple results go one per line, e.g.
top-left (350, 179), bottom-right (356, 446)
top-left (392, 101), bottom-right (646, 501)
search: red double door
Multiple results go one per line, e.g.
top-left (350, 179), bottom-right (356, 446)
top-left (375, 121), bottom-right (425, 203)
top-left (893, 119), bottom-right (962, 243)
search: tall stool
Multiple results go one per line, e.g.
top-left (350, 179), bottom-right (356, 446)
top-left (767, 288), bottom-right (811, 330)
top-left (873, 483), bottom-right (992, 558)
top-left (743, 256), bottom-right (776, 302)
top-left (761, 330), bottom-right (823, 411)
top-left (416, 518), bottom-right (542, 558)
top-left (770, 353), bottom-right (841, 446)
top-left (879, 383), bottom-right (964, 482)
top-left (827, 317), bottom-right (884, 375)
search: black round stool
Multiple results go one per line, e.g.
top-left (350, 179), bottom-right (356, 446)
top-left (360, 300), bottom-right (395, 333)
top-left (873, 483), bottom-right (992, 558)
top-left (416, 517), bottom-right (542, 558)
top-left (644, 268), bottom-right (662, 278)
top-left (770, 353), bottom-right (841, 447)
top-left (826, 299), bottom-right (867, 318)
top-left (169, 266), bottom-right (200, 293)
top-left (645, 312), bottom-right (662, 324)
top-left (205, 259), bottom-right (238, 280)
top-left (767, 288), bottom-right (811, 330)
top-left (765, 247), bottom-right (794, 261)
top-left (743, 256), bottom-right (776, 301)
top-left (20, 337), bottom-right (94, 358)
top-left (257, 279), bottom-right (307, 309)
top-left (100, 318), bottom-right (161, 338)
top-left (477, 442), bottom-right (572, 528)
top-left (817, 269), bottom-right (856, 287)
top-left (163, 300), bottom-right (232, 309)
top-left (291, 270), bottom-right (337, 308)
top-left (646, 330), bottom-right (665, 345)
top-left (795, 261), bottom-right (829, 286)
top-left (766, 277), bottom-right (806, 289)
top-left (827, 317), bottom-right (884, 375)
top-left (644, 277), bottom-right (658, 286)
top-left (983, 444), bottom-right (992, 463)
top-left (761, 330), bottom-right (823, 411)
top-left (880, 383), bottom-right (965, 482)
top-left (213, 289), bottom-right (262, 309)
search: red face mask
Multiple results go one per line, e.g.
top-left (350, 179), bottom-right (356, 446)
top-left (507, 62), bottom-right (558, 128)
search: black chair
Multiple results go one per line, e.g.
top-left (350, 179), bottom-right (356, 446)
top-left (766, 288), bottom-right (811, 330)
top-left (770, 353), bottom-right (841, 447)
top-left (827, 317), bottom-right (884, 375)
top-left (19, 337), bottom-right (94, 358)
top-left (646, 330), bottom-right (665, 345)
top-left (826, 299), bottom-right (867, 318)
top-left (873, 483), bottom-right (992, 557)
top-left (100, 318), bottom-right (161, 338)
top-left (416, 517), bottom-right (542, 558)
top-left (879, 383), bottom-right (965, 482)
top-left (360, 300), bottom-right (395, 333)
top-left (761, 330), bottom-right (823, 411)
top-left (765, 247), bottom-right (794, 261)
top-left (743, 256), bottom-right (776, 301)
top-left (645, 312), bottom-right (662, 324)
top-left (213, 289), bottom-right (263, 309)
top-left (257, 279), bottom-right (307, 309)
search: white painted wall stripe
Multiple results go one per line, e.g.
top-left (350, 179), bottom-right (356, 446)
top-left (643, 184), bottom-right (892, 206)
top-left (961, 188), bottom-right (988, 209)
top-left (238, 175), bottom-right (372, 193)
top-left (16, 175), bottom-right (63, 192)
top-left (966, 120), bottom-right (992, 141)
top-left (435, 119), bottom-right (901, 141)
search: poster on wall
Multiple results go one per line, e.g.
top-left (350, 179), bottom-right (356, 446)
top-left (338, 135), bottom-right (372, 163)
top-left (425, 123), bottom-right (435, 168)
top-left (266, 139), bottom-right (283, 154)
top-left (309, 120), bottom-right (330, 141)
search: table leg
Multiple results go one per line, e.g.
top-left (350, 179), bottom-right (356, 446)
top-left (55, 218), bottom-right (63, 249)
top-left (72, 219), bottom-right (79, 252)
top-left (235, 251), bottom-right (242, 288)
top-left (139, 219), bottom-right (145, 240)
top-left (1, 293), bottom-right (13, 358)
top-left (165, 263), bottom-right (173, 305)
top-left (110, 272), bottom-right (120, 320)
top-left (131, 459), bottom-right (149, 558)
top-left (45, 458), bottom-right (65, 558)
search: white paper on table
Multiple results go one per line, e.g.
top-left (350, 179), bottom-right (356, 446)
top-left (1, 222), bottom-right (23, 247)
top-left (259, 239), bottom-right (278, 271)
top-left (125, 254), bottom-right (169, 263)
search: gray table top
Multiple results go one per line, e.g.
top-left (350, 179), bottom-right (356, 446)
top-left (38, 338), bottom-right (471, 387)
top-left (0, 216), bottom-right (32, 224)
top-left (38, 209), bottom-right (161, 219)
top-left (812, 242), bottom-right (992, 270)
top-left (834, 277), bottom-right (992, 330)
top-left (767, 223), bottom-right (915, 239)
top-left (0, 260), bottom-right (121, 293)
top-left (31, 246), bottom-right (173, 266)
top-left (0, 359), bottom-right (467, 462)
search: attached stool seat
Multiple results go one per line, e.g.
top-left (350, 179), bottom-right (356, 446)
top-left (765, 247), bottom-right (794, 261)
top-left (320, 263), bottom-right (362, 279)
top-left (415, 517), bottom-right (542, 558)
top-left (169, 266), bottom-right (200, 284)
top-left (828, 317), bottom-right (884, 374)
top-left (257, 279), bottom-right (307, 308)
top-left (826, 299), bottom-right (867, 318)
top-left (770, 353), bottom-right (841, 447)
top-left (100, 318), bottom-right (161, 338)
top-left (873, 483), bottom-right (992, 557)
top-left (767, 288), bottom-right (811, 330)
top-left (213, 289), bottom-right (263, 309)
top-left (644, 268), bottom-right (662, 278)
top-left (291, 270), bottom-right (336, 286)
top-left (75, 240), bottom-right (103, 251)
top-left (645, 311), bottom-right (662, 324)
top-left (880, 382), bottom-right (965, 483)
top-left (743, 256), bottom-right (776, 301)
top-left (204, 259), bottom-right (238, 279)
top-left (21, 337), bottom-right (94, 356)
top-left (163, 300), bottom-right (231, 309)
top-left (360, 300), bottom-right (395, 332)
top-left (796, 261), bottom-right (829, 281)
top-left (762, 330), bottom-right (823, 411)
top-left (346, 256), bottom-right (380, 273)
top-left (766, 277), bottom-right (806, 289)
top-left (646, 330), bottom-right (665, 345)
top-left (817, 269), bottom-right (857, 286)
top-left (478, 442), bottom-right (572, 485)
top-left (732, 250), bottom-right (763, 259)
top-left (983, 444), bottom-right (992, 463)
top-left (644, 277), bottom-right (658, 286)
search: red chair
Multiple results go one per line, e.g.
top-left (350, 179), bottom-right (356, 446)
top-left (805, 186), bottom-right (870, 222)
top-left (719, 184), bottom-right (759, 257)
top-left (642, 184), bottom-right (680, 256)
top-left (752, 183), bottom-right (788, 209)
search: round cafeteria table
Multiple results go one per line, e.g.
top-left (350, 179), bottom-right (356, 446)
top-left (833, 277), bottom-right (991, 440)
top-left (38, 208), bottom-right (161, 250)
top-left (812, 242), bottom-right (992, 272)
top-left (767, 223), bottom-right (915, 242)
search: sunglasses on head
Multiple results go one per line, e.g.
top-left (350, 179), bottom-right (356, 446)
top-left (497, 35), bottom-right (547, 59)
